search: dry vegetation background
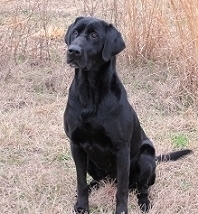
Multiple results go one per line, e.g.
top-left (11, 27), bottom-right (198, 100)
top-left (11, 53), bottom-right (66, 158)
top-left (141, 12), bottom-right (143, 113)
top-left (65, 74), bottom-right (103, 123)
top-left (0, 0), bottom-right (198, 213)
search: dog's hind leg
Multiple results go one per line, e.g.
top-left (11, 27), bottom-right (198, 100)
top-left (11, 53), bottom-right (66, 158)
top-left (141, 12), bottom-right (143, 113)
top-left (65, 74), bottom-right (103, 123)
top-left (136, 141), bottom-right (156, 212)
top-left (137, 183), bottom-right (151, 213)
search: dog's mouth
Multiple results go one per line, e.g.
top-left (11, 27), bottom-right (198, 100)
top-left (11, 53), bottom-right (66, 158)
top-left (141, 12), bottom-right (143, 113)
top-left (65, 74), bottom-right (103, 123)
top-left (67, 59), bottom-right (90, 71)
top-left (68, 60), bottom-right (79, 68)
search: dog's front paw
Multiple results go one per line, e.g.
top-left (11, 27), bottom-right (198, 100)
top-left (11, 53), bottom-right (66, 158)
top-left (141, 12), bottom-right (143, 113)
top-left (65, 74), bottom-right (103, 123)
top-left (138, 199), bottom-right (151, 213)
top-left (74, 204), bottom-right (89, 214)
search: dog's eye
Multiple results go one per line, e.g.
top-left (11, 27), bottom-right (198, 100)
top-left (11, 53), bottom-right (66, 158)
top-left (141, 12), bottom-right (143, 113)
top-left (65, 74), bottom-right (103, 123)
top-left (73, 30), bottom-right (78, 37)
top-left (90, 32), bottom-right (98, 39)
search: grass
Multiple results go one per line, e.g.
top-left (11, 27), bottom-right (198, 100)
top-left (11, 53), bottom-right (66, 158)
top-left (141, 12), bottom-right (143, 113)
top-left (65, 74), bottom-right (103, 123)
top-left (122, 0), bottom-right (198, 107)
top-left (171, 134), bottom-right (189, 149)
top-left (1, 62), bottom-right (197, 214)
top-left (0, 0), bottom-right (198, 213)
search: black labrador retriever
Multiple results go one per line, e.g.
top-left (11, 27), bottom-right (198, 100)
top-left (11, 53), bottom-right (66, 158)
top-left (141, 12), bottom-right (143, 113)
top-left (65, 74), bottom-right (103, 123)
top-left (64, 17), bottom-right (192, 214)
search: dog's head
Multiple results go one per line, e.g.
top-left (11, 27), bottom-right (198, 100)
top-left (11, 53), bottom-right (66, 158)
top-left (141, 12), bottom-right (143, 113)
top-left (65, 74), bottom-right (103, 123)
top-left (65, 17), bottom-right (125, 71)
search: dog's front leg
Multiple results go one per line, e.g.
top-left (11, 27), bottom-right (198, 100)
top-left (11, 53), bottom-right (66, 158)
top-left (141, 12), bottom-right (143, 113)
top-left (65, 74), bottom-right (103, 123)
top-left (115, 147), bottom-right (130, 214)
top-left (71, 143), bottom-right (89, 214)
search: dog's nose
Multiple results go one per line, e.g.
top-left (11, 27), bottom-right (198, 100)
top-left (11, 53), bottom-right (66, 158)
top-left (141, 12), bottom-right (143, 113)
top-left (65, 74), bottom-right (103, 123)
top-left (68, 45), bottom-right (82, 57)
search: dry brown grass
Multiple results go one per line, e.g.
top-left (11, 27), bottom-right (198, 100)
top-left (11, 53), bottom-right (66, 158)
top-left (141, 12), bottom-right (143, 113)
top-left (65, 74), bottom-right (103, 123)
top-left (0, 0), bottom-right (198, 213)
top-left (0, 61), bottom-right (197, 214)
top-left (122, 0), bottom-right (198, 107)
top-left (1, 0), bottom-right (198, 106)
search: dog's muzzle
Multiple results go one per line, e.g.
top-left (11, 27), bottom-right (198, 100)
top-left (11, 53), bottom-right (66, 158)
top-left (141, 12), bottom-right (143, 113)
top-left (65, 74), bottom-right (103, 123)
top-left (67, 45), bottom-right (90, 70)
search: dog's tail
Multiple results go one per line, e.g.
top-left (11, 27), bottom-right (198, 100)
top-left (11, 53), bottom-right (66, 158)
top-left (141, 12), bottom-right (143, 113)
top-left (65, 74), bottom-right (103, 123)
top-left (155, 149), bottom-right (193, 163)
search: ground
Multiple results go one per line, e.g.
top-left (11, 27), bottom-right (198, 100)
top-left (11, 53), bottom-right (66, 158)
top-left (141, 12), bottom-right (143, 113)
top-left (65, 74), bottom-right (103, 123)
top-left (0, 0), bottom-right (197, 213)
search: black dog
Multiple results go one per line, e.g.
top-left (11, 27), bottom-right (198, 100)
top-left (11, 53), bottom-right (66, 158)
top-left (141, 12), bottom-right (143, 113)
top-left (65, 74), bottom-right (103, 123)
top-left (64, 17), bottom-right (192, 214)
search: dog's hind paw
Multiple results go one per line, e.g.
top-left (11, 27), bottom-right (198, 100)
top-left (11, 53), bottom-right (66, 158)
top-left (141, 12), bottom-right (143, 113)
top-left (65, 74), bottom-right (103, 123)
top-left (88, 180), bottom-right (101, 193)
top-left (138, 199), bottom-right (152, 213)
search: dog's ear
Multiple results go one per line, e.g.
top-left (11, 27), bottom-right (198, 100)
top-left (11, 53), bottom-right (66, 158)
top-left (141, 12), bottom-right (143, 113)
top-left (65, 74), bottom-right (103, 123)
top-left (102, 24), bottom-right (126, 61)
top-left (65, 17), bottom-right (84, 45)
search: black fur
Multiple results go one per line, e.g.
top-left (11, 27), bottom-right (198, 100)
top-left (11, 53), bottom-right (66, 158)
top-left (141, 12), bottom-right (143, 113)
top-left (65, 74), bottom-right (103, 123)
top-left (64, 17), bottom-right (192, 214)
top-left (156, 149), bottom-right (192, 162)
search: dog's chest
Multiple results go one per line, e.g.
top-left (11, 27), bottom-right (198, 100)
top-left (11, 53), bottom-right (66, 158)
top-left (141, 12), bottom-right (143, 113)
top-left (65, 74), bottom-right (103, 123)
top-left (71, 124), bottom-right (115, 168)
